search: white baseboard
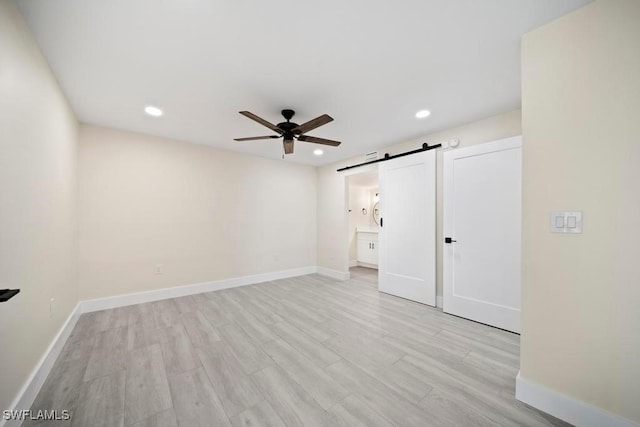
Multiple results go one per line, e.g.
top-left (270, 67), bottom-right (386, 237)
top-left (348, 260), bottom-right (358, 268)
top-left (436, 295), bottom-right (443, 308)
top-left (516, 372), bottom-right (639, 427)
top-left (356, 261), bottom-right (378, 269)
top-left (3, 302), bottom-right (82, 427)
top-left (81, 266), bottom-right (316, 313)
top-left (316, 266), bottom-right (350, 281)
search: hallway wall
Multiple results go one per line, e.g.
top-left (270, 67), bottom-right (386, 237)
top-left (0, 0), bottom-right (79, 411)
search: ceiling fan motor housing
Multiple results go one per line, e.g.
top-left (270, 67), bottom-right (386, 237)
top-left (278, 110), bottom-right (299, 138)
top-left (281, 109), bottom-right (295, 121)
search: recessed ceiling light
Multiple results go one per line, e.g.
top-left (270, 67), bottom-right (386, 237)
top-left (144, 105), bottom-right (163, 117)
top-left (415, 109), bottom-right (431, 119)
top-left (313, 149), bottom-right (324, 156)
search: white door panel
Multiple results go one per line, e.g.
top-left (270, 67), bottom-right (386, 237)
top-left (443, 136), bottom-right (522, 332)
top-left (379, 150), bottom-right (436, 306)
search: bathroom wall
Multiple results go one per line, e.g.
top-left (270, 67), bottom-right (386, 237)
top-left (347, 184), bottom-right (379, 264)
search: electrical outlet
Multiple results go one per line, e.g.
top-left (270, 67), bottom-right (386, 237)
top-left (49, 298), bottom-right (55, 317)
top-left (155, 264), bottom-right (163, 275)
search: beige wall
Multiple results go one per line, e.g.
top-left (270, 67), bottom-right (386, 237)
top-left (521, 0), bottom-right (640, 422)
top-left (78, 125), bottom-right (317, 300)
top-left (317, 110), bottom-right (522, 296)
top-left (0, 0), bottom-right (79, 411)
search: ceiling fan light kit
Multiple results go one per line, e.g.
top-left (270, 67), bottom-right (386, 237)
top-left (235, 109), bottom-right (342, 155)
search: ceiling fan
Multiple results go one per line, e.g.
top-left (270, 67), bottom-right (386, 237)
top-left (234, 109), bottom-right (341, 154)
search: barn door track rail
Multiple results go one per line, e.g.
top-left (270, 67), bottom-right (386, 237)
top-left (336, 143), bottom-right (441, 172)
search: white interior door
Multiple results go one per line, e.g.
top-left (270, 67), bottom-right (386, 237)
top-left (443, 136), bottom-right (522, 332)
top-left (379, 150), bottom-right (436, 306)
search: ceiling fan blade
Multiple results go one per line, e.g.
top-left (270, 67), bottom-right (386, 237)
top-left (234, 135), bottom-right (280, 141)
top-left (283, 139), bottom-right (294, 154)
top-left (292, 114), bottom-right (333, 135)
top-left (297, 135), bottom-right (341, 146)
top-left (239, 111), bottom-right (283, 133)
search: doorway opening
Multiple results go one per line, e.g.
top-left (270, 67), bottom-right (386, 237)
top-left (346, 170), bottom-right (379, 283)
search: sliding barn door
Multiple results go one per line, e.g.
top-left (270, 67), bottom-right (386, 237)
top-left (378, 151), bottom-right (436, 306)
top-left (443, 136), bottom-right (522, 332)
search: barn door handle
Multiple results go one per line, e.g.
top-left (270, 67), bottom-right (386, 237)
top-left (444, 237), bottom-right (457, 244)
top-left (380, 217), bottom-right (383, 227)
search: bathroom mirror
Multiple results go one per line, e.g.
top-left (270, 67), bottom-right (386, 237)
top-left (372, 202), bottom-right (380, 225)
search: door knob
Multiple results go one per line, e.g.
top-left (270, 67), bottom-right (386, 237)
top-left (444, 237), bottom-right (457, 244)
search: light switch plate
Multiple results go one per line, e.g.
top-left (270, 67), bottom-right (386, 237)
top-left (550, 211), bottom-right (583, 233)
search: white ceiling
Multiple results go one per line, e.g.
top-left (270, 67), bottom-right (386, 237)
top-left (17, 0), bottom-right (591, 166)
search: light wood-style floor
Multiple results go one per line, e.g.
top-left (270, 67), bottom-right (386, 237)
top-left (27, 267), bottom-right (568, 426)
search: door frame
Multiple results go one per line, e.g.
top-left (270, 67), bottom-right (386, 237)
top-left (343, 165), bottom-right (380, 277)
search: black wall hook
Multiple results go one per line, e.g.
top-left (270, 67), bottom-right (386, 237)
top-left (0, 289), bottom-right (20, 302)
